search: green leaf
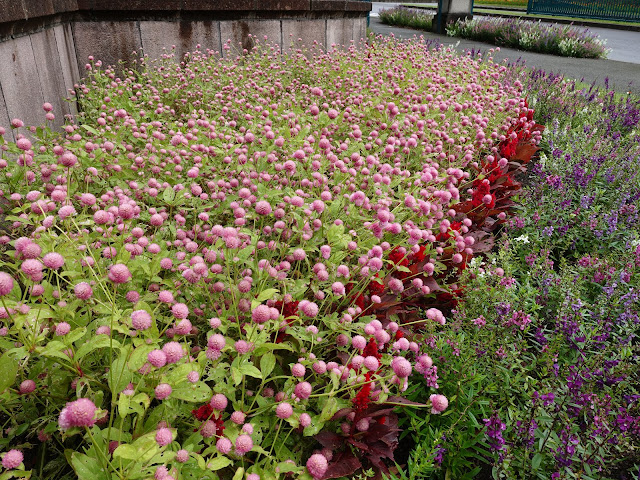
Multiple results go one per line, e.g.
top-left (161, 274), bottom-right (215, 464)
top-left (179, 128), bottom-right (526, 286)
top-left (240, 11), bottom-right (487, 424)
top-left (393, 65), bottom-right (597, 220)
top-left (318, 397), bottom-right (339, 422)
top-left (163, 187), bottom-right (176, 203)
top-left (231, 366), bottom-right (242, 386)
top-left (118, 393), bottom-right (131, 418)
top-left (532, 453), bottom-right (543, 470)
top-left (256, 288), bottom-right (279, 303)
top-left (76, 335), bottom-right (116, 361)
top-left (238, 363), bottom-right (262, 379)
top-left (70, 452), bottom-right (109, 480)
top-left (114, 433), bottom-right (162, 463)
top-left (172, 383), bottom-right (212, 403)
top-left (108, 346), bottom-right (133, 394)
top-left (207, 455), bottom-right (233, 471)
top-left (128, 344), bottom-right (155, 372)
top-left (259, 352), bottom-right (276, 378)
top-left (0, 352), bottom-right (18, 393)
top-left (81, 125), bottom-right (100, 136)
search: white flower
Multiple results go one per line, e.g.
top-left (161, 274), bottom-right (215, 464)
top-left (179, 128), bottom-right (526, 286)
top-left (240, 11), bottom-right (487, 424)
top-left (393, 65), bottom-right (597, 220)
top-left (514, 234), bottom-right (530, 244)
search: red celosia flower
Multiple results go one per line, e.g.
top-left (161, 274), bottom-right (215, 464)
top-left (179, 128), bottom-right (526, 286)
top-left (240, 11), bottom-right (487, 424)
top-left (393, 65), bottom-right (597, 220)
top-left (362, 338), bottom-right (381, 360)
top-left (352, 372), bottom-right (372, 412)
top-left (412, 244), bottom-right (428, 262)
top-left (192, 403), bottom-right (213, 421)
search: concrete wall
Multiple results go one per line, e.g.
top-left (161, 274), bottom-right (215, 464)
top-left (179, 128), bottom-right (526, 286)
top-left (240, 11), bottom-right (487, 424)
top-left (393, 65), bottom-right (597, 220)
top-left (0, 0), bottom-right (371, 139)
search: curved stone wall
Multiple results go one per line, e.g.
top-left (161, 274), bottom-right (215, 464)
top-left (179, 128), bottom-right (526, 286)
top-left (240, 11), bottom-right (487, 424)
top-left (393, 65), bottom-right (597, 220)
top-left (0, 0), bottom-right (371, 139)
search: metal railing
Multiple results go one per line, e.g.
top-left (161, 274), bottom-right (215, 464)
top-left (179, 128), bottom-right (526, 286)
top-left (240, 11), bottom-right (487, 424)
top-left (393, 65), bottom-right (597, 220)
top-left (526, 0), bottom-right (640, 22)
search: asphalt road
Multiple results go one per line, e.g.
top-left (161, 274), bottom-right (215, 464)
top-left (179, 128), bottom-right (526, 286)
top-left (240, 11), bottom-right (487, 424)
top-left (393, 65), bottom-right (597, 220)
top-left (369, 14), bottom-right (640, 95)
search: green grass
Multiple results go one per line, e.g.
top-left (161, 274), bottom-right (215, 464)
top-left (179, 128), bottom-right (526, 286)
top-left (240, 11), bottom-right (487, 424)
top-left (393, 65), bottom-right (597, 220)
top-left (475, 0), bottom-right (527, 6)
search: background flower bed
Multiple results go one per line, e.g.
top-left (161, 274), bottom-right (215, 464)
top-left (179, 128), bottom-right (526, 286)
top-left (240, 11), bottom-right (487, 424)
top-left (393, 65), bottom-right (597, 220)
top-left (0, 38), bottom-right (539, 480)
top-left (446, 17), bottom-right (609, 58)
top-left (379, 7), bottom-right (609, 59)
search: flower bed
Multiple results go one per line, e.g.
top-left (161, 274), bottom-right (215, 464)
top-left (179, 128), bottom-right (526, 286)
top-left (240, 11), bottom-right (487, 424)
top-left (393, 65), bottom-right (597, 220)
top-left (0, 39), bottom-right (540, 479)
top-left (446, 17), bottom-right (610, 58)
top-left (379, 7), bottom-right (434, 31)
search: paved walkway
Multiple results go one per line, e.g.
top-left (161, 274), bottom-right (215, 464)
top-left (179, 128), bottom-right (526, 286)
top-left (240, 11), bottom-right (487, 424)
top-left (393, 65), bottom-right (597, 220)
top-left (369, 15), bottom-right (640, 95)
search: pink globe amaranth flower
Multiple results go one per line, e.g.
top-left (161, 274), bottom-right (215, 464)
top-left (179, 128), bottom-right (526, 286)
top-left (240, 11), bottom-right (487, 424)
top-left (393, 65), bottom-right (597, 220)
top-left (19, 379), bottom-right (36, 394)
top-left (162, 342), bottom-right (184, 364)
top-left (275, 402), bottom-right (293, 419)
top-left (59, 152), bottom-right (77, 167)
top-left (251, 304), bottom-right (270, 324)
top-left (200, 420), bottom-right (217, 438)
top-left (58, 205), bottom-right (77, 220)
top-left (174, 319), bottom-right (192, 335)
top-left (388, 277), bottom-right (404, 293)
top-left (0, 272), bottom-right (14, 296)
top-left (55, 322), bottom-right (71, 336)
top-left (21, 258), bottom-right (43, 278)
top-left (306, 453), bottom-right (329, 479)
top-left (234, 340), bottom-right (253, 354)
top-left (187, 371), bottom-right (199, 383)
top-left (176, 449), bottom-right (189, 463)
top-left (154, 466), bottom-right (169, 480)
top-left (148, 349), bottom-right (167, 368)
top-left (210, 393), bottom-right (228, 411)
top-left (126, 290), bottom-right (140, 303)
top-left (44, 252), bottom-right (66, 272)
top-left (171, 302), bottom-right (189, 319)
top-left (430, 394), bottom-right (449, 414)
top-left (155, 383), bottom-right (172, 400)
top-left (59, 398), bottom-right (97, 429)
top-left (131, 310), bottom-right (152, 330)
top-left (21, 242), bottom-right (41, 259)
top-left (247, 474), bottom-right (260, 480)
top-left (242, 423), bottom-right (254, 434)
top-left (294, 381), bottom-right (312, 400)
top-left (363, 356), bottom-right (379, 371)
top-left (230, 411), bottom-right (246, 424)
top-left (255, 200), bottom-right (272, 215)
top-left (74, 282), bottom-right (93, 300)
top-left (291, 363), bottom-right (305, 378)
top-left (108, 264), bottom-right (131, 284)
top-left (158, 290), bottom-right (174, 303)
top-left (392, 357), bottom-right (412, 378)
top-left (299, 413), bottom-right (312, 428)
top-left (207, 333), bottom-right (225, 350)
top-left (300, 301), bottom-right (319, 318)
top-left (216, 437), bottom-right (232, 454)
top-left (235, 434), bottom-right (253, 455)
top-left (96, 326), bottom-right (111, 335)
top-left (2, 449), bottom-right (23, 469)
top-left (155, 427), bottom-right (173, 446)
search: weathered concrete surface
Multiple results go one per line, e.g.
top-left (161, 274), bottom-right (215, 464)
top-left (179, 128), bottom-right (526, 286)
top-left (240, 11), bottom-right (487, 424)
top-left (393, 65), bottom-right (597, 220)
top-left (53, 22), bottom-right (80, 118)
top-left (327, 18), bottom-right (351, 47)
top-left (140, 21), bottom-right (221, 62)
top-left (73, 21), bottom-right (143, 72)
top-left (282, 19), bottom-right (326, 53)
top-left (220, 20), bottom-right (282, 56)
top-left (31, 28), bottom-right (70, 128)
top-left (0, 35), bottom-right (44, 129)
top-left (0, 82), bottom-right (14, 142)
top-left (353, 15), bottom-right (367, 42)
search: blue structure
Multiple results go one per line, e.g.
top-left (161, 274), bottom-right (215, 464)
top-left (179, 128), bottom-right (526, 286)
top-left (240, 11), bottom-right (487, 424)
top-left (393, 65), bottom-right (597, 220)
top-left (526, 0), bottom-right (640, 22)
